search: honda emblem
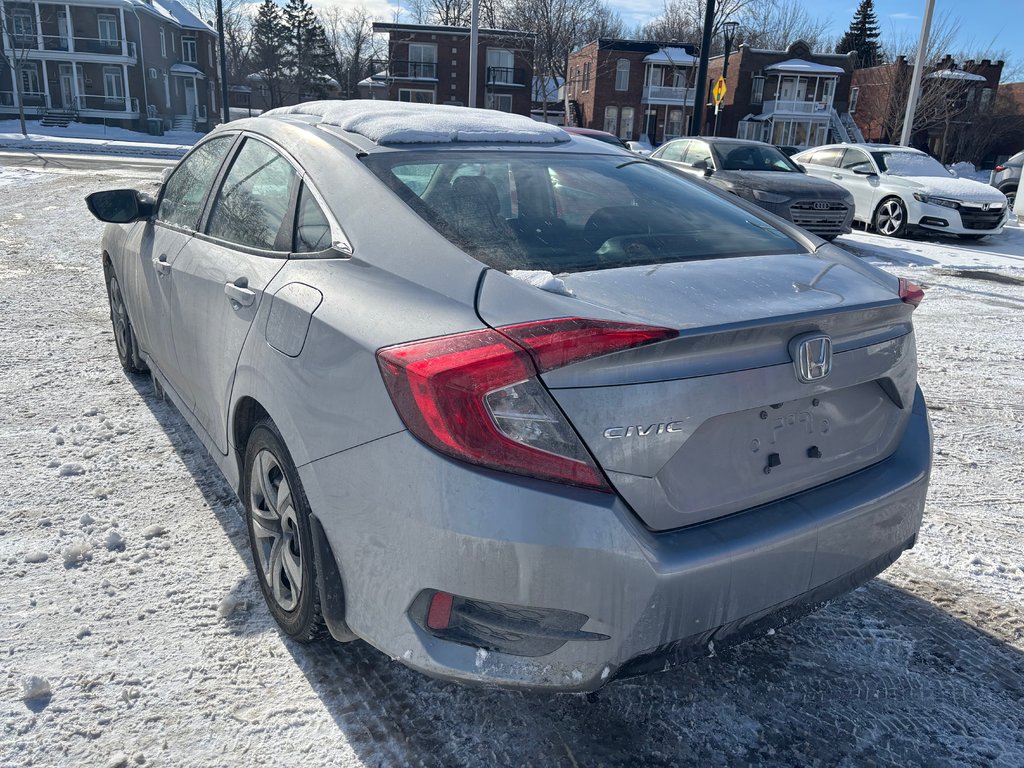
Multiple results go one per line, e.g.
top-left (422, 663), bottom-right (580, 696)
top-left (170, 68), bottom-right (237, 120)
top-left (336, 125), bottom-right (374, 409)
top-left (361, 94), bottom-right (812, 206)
top-left (789, 333), bottom-right (832, 383)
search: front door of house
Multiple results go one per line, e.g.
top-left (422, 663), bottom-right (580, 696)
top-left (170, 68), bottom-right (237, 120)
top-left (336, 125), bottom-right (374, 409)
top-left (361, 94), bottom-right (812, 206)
top-left (184, 78), bottom-right (197, 117)
top-left (58, 63), bottom-right (83, 108)
top-left (57, 12), bottom-right (71, 50)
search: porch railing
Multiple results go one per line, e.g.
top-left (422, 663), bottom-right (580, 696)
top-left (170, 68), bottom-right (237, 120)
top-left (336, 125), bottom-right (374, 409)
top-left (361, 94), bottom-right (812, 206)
top-left (369, 59), bottom-right (437, 79)
top-left (75, 94), bottom-right (140, 113)
top-left (486, 67), bottom-right (525, 86)
top-left (762, 99), bottom-right (830, 115)
top-left (16, 35), bottom-right (136, 59)
top-left (641, 85), bottom-right (694, 104)
top-left (0, 91), bottom-right (137, 114)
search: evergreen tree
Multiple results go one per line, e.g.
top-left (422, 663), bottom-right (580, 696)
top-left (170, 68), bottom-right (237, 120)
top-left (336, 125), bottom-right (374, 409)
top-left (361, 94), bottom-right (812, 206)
top-left (835, 0), bottom-right (884, 68)
top-left (283, 0), bottom-right (335, 101)
top-left (251, 0), bottom-right (288, 108)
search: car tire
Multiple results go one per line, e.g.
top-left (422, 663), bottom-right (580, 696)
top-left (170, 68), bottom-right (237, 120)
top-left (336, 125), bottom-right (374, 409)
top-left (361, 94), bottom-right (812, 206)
top-left (105, 269), bottom-right (148, 374)
top-left (1001, 187), bottom-right (1016, 210)
top-left (873, 197), bottom-right (909, 238)
top-left (243, 419), bottom-right (327, 642)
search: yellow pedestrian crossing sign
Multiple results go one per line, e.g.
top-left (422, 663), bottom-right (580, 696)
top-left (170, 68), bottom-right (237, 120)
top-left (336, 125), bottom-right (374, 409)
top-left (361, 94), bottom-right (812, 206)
top-left (713, 76), bottom-right (727, 106)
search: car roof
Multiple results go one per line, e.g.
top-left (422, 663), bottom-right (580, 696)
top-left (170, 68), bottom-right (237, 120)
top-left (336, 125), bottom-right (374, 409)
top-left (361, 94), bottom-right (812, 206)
top-left (255, 100), bottom-right (572, 149)
top-left (563, 126), bottom-right (618, 139)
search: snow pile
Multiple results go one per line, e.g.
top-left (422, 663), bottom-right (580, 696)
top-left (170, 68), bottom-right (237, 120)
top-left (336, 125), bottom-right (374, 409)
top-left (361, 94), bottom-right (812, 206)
top-left (508, 269), bottom-right (575, 296)
top-left (0, 119), bottom-right (195, 158)
top-left (265, 101), bottom-right (569, 144)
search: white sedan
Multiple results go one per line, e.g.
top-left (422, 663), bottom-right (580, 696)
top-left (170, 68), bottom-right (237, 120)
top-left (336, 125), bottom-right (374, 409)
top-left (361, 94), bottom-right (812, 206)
top-left (793, 144), bottom-right (1009, 239)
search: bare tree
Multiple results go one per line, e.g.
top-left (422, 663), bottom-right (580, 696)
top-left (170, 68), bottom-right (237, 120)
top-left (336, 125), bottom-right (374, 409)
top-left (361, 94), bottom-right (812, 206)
top-left (319, 4), bottom-right (382, 98)
top-left (1, 3), bottom-right (57, 135)
top-left (179, 0), bottom-right (253, 82)
top-left (404, 0), bottom-right (471, 26)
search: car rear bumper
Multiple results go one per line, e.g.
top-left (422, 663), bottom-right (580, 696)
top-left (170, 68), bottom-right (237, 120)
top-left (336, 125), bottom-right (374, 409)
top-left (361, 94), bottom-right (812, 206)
top-left (299, 387), bottom-right (931, 692)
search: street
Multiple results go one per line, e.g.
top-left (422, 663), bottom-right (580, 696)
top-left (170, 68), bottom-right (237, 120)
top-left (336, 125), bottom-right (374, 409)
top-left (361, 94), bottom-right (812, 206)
top-left (1, 157), bottom-right (1023, 767)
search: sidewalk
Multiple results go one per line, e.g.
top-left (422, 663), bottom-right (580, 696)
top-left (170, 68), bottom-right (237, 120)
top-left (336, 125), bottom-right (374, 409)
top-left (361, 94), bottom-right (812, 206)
top-left (0, 119), bottom-right (198, 159)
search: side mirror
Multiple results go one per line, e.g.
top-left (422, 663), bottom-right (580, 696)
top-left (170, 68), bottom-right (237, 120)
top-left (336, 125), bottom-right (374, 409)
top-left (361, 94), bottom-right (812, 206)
top-left (852, 167), bottom-right (877, 177)
top-left (691, 159), bottom-right (713, 177)
top-left (85, 189), bottom-right (156, 223)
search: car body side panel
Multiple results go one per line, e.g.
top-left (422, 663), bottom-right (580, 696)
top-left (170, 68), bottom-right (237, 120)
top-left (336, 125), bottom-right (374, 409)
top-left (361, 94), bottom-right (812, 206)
top-left (228, 256), bottom-right (486, 471)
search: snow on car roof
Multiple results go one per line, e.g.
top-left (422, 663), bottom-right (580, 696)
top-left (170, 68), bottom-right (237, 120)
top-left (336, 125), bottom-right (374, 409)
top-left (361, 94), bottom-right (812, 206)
top-left (263, 101), bottom-right (569, 145)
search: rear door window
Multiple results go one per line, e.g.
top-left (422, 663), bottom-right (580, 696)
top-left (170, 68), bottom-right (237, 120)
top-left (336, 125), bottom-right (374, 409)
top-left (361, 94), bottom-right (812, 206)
top-left (805, 148), bottom-right (842, 168)
top-left (205, 138), bottom-right (298, 251)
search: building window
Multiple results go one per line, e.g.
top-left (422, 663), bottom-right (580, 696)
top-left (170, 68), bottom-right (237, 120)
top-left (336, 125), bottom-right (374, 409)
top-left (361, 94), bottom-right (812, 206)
top-left (751, 76), bottom-right (764, 105)
top-left (103, 66), bottom-right (124, 102)
top-left (160, 28), bottom-right (166, 58)
top-left (980, 87), bottom-right (992, 111)
top-left (182, 37), bottom-right (197, 64)
top-left (583, 62), bottom-right (591, 91)
top-left (12, 10), bottom-right (34, 42)
top-left (488, 93), bottom-right (512, 112)
top-left (603, 105), bottom-right (618, 134)
top-left (20, 64), bottom-right (42, 95)
top-left (98, 14), bottom-right (118, 46)
top-left (208, 41), bottom-right (214, 67)
top-left (399, 88), bottom-right (434, 103)
top-left (619, 106), bottom-right (634, 140)
top-left (667, 108), bottom-right (683, 138)
top-left (849, 86), bottom-right (859, 114)
top-left (407, 43), bottom-right (437, 79)
top-left (486, 48), bottom-right (514, 84)
top-left (615, 59), bottom-right (629, 91)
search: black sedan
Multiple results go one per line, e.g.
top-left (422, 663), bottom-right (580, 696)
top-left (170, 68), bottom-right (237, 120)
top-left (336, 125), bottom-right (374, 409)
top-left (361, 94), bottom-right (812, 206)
top-left (651, 137), bottom-right (855, 240)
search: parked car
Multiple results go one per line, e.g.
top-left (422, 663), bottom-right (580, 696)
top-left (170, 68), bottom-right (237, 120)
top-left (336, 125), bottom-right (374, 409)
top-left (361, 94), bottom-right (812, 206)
top-left (990, 150), bottom-right (1021, 210)
top-left (794, 143), bottom-right (1010, 239)
top-left (86, 101), bottom-right (931, 692)
top-left (562, 126), bottom-right (630, 151)
top-left (650, 137), bottom-right (855, 240)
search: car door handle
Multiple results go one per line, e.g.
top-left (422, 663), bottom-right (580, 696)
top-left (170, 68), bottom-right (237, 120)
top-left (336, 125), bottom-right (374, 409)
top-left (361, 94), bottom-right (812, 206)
top-left (153, 255), bottom-right (171, 275)
top-left (224, 279), bottom-right (256, 307)
top-left (831, 173), bottom-right (843, 180)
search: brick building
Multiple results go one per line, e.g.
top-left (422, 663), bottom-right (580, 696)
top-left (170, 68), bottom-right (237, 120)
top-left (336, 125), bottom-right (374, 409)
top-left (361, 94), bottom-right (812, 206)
top-left (1, 0), bottom-right (220, 132)
top-left (704, 40), bottom-right (859, 150)
top-left (851, 55), bottom-right (1004, 162)
top-left (566, 39), bottom-right (697, 144)
top-left (360, 22), bottom-right (534, 115)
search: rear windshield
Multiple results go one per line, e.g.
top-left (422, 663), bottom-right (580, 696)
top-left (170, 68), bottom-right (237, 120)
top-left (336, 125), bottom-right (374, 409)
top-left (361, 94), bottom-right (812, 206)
top-left (362, 151), bottom-right (803, 273)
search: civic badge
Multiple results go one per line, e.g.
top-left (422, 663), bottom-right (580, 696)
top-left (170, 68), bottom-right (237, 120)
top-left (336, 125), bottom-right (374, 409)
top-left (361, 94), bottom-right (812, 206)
top-left (789, 333), bottom-right (832, 383)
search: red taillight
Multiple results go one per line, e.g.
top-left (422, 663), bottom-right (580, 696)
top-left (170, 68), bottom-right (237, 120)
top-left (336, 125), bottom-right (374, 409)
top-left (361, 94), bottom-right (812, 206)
top-left (426, 591), bottom-right (453, 630)
top-left (994, 165), bottom-right (1006, 172)
top-left (377, 318), bottom-right (677, 491)
top-left (899, 278), bottom-right (925, 308)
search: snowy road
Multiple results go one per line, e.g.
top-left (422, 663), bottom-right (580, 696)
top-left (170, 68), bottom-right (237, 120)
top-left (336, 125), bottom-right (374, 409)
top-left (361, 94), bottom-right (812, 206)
top-left (2, 166), bottom-right (1023, 767)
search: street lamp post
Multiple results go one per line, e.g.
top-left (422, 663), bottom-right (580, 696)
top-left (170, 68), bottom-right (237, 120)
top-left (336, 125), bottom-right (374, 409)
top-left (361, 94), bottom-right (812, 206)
top-left (713, 20), bottom-right (739, 136)
top-left (688, 0), bottom-right (716, 136)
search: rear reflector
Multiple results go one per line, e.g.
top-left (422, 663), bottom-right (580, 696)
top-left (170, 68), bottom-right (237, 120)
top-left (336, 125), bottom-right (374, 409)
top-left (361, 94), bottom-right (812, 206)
top-left (426, 591), bottom-right (453, 630)
top-left (377, 318), bottom-right (676, 491)
top-left (899, 278), bottom-right (925, 308)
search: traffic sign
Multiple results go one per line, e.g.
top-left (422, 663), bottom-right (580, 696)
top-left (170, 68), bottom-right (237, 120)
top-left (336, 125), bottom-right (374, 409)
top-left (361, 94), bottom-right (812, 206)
top-left (712, 76), bottom-right (727, 105)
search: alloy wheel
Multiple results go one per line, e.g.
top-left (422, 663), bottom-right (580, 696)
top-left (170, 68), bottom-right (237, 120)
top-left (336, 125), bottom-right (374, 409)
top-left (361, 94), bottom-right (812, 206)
top-left (876, 199), bottom-right (904, 236)
top-left (249, 449), bottom-right (304, 612)
top-left (108, 277), bottom-right (131, 363)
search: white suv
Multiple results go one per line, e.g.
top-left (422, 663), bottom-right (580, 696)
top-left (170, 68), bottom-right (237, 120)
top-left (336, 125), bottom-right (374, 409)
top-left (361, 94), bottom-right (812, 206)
top-left (794, 144), bottom-right (1009, 240)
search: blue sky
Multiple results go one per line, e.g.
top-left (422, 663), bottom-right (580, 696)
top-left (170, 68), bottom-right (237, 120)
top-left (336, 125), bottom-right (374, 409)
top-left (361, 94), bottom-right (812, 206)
top-left (611, 0), bottom-right (1020, 67)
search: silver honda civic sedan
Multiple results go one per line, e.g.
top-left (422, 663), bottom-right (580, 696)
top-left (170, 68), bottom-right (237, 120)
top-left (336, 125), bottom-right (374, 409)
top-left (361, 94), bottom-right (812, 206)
top-left (86, 102), bottom-right (932, 691)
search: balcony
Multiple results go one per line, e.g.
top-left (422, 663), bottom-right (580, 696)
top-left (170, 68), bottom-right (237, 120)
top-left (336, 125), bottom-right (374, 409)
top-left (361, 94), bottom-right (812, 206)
top-left (75, 94), bottom-right (139, 115)
top-left (370, 59), bottom-right (437, 81)
top-left (761, 99), bottom-right (831, 116)
top-left (0, 91), bottom-right (139, 116)
top-left (486, 67), bottom-right (526, 87)
top-left (16, 35), bottom-right (138, 63)
top-left (641, 85), bottom-right (695, 105)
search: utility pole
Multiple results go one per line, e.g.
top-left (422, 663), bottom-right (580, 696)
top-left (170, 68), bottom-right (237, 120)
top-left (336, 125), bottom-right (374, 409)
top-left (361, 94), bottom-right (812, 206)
top-left (689, 0), bottom-right (715, 136)
top-left (468, 0), bottom-right (479, 107)
top-left (216, 0), bottom-right (230, 123)
top-left (899, 0), bottom-right (936, 146)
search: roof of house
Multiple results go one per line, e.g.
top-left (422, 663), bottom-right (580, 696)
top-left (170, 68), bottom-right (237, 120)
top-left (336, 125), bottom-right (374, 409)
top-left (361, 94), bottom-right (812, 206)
top-left (122, 0), bottom-right (216, 34)
top-left (644, 48), bottom-right (697, 65)
top-left (926, 69), bottom-right (988, 82)
top-left (764, 58), bottom-right (846, 75)
top-left (372, 22), bottom-right (533, 40)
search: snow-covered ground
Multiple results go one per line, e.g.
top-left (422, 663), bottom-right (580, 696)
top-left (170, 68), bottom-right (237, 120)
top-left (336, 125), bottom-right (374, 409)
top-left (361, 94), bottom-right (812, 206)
top-left (0, 120), bottom-right (199, 159)
top-left (2, 164), bottom-right (1023, 767)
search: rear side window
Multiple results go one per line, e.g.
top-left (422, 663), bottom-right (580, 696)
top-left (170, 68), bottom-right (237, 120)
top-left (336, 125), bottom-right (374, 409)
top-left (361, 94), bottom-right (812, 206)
top-left (206, 138), bottom-right (298, 251)
top-left (293, 185), bottom-right (332, 253)
top-left (157, 136), bottom-right (233, 229)
top-left (656, 141), bottom-right (688, 162)
top-left (363, 151), bottom-right (803, 273)
top-left (805, 148), bottom-right (842, 167)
